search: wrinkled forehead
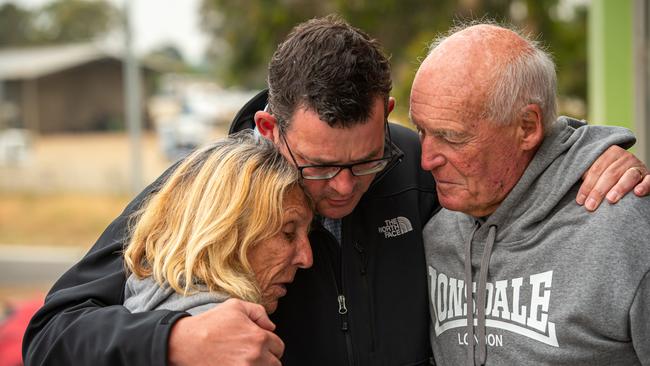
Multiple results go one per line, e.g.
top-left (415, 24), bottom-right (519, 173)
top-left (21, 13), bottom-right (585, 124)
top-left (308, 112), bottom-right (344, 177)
top-left (283, 104), bottom-right (387, 163)
top-left (411, 59), bottom-right (488, 125)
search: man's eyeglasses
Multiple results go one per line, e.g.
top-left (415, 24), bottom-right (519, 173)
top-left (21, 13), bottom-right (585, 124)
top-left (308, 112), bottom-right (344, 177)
top-left (280, 121), bottom-right (395, 180)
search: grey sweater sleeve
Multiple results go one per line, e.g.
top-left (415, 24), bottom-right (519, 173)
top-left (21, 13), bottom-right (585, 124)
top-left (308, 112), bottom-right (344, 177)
top-left (631, 269), bottom-right (650, 365)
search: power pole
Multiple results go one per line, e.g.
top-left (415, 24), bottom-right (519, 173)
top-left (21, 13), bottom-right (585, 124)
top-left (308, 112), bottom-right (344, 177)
top-left (123, 0), bottom-right (143, 194)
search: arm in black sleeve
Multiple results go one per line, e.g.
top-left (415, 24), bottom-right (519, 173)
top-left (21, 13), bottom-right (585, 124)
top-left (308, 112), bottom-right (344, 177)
top-left (23, 165), bottom-right (188, 366)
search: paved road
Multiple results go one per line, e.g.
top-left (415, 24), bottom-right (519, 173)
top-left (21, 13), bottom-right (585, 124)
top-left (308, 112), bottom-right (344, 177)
top-left (0, 245), bottom-right (87, 286)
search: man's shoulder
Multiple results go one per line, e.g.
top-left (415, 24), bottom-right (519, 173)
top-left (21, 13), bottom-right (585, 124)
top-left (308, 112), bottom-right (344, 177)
top-left (550, 190), bottom-right (650, 265)
top-left (583, 194), bottom-right (650, 235)
top-left (365, 122), bottom-right (435, 200)
top-left (560, 190), bottom-right (650, 226)
top-left (386, 121), bottom-right (424, 173)
top-left (388, 122), bottom-right (420, 151)
top-left (423, 209), bottom-right (467, 239)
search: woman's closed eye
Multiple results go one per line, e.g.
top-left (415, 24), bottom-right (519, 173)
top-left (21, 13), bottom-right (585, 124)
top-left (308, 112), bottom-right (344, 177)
top-left (283, 230), bottom-right (296, 241)
top-left (282, 223), bottom-right (297, 241)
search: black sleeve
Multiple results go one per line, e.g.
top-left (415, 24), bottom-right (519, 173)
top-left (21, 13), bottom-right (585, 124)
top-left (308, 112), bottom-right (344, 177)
top-left (22, 164), bottom-right (189, 366)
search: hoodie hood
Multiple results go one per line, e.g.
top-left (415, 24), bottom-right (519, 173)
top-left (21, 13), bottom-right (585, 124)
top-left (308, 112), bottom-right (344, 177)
top-left (123, 275), bottom-right (229, 315)
top-left (472, 117), bottom-right (634, 246)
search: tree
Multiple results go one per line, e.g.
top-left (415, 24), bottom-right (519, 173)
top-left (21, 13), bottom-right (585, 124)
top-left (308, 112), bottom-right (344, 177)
top-left (200, 0), bottom-right (332, 87)
top-left (0, 3), bottom-right (38, 46)
top-left (0, 0), bottom-right (120, 47)
top-left (200, 0), bottom-right (589, 122)
top-left (35, 0), bottom-right (120, 44)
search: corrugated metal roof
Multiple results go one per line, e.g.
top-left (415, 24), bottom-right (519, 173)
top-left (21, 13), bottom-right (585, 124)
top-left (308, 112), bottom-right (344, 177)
top-left (0, 43), bottom-right (122, 80)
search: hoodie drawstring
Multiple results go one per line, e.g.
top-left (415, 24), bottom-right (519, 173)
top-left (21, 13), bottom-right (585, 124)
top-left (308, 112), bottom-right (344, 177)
top-left (476, 225), bottom-right (497, 365)
top-left (464, 223), bottom-right (498, 366)
top-left (464, 222), bottom-right (480, 366)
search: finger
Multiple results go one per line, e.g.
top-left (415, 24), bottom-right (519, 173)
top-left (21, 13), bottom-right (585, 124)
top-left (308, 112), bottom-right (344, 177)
top-left (239, 301), bottom-right (276, 331)
top-left (583, 162), bottom-right (627, 211)
top-left (265, 331), bottom-right (285, 359)
top-left (577, 164), bottom-right (601, 206)
top-left (605, 167), bottom-right (646, 203)
top-left (258, 354), bottom-right (282, 366)
top-left (634, 174), bottom-right (650, 196)
top-left (576, 146), bottom-right (619, 205)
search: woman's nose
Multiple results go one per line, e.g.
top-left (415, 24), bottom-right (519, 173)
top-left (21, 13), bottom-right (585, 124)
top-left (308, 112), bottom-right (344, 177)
top-left (293, 236), bottom-right (313, 269)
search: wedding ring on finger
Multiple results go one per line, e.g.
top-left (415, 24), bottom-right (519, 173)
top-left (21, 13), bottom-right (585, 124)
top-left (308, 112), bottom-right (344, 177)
top-left (630, 166), bottom-right (647, 178)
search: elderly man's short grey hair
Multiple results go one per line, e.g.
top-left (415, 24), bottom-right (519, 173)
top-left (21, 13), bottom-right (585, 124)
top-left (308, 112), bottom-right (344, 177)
top-left (428, 21), bottom-right (558, 133)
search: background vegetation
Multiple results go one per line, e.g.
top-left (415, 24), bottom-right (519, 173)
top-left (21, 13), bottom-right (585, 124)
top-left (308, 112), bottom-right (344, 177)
top-left (1, 0), bottom-right (590, 122)
top-left (199, 0), bottom-right (589, 121)
top-left (0, 0), bottom-right (118, 46)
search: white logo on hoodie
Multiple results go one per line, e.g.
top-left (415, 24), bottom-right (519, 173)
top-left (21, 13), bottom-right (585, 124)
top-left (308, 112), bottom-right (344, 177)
top-left (378, 216), bottom-right (413, 238)
top-left (428, 267), bottom-right (558, 347)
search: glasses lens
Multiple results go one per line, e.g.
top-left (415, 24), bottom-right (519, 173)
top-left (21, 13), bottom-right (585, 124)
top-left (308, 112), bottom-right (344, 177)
top-left (302, 166), bottom-right (341, 180)
top-left (351, 159), bottom-right (390, 176)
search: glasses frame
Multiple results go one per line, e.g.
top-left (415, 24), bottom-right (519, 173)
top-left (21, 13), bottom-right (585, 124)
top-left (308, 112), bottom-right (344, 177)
top-left (279, 120), bottom-right (395, 180)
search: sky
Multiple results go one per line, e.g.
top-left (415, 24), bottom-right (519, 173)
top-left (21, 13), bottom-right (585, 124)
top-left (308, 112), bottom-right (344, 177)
top-left (0, 0), bottom-right (210, 64)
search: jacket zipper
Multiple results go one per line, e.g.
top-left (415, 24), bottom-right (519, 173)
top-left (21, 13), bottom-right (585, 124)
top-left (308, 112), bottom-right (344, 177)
top-left (317, 222), bottom-right (355, 366)
top-left (339, 223), bottom-right (356, 366)
top-left (337, 293), bottom-right (354, 366)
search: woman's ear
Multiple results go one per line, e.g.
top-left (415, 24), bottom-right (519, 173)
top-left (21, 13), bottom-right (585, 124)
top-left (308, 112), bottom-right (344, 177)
top-left (254, 111), bottom-right (280, 143)
top-left (518, 104), bottom-right (544, 151)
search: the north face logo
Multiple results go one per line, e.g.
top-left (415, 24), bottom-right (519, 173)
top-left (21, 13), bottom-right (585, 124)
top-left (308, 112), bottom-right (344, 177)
top-left (378, 216), bottom-right (413, 238)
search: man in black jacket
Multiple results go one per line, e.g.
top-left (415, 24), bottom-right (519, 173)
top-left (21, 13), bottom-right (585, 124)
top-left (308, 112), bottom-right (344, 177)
top-left (23, 16), bottom-right (649, 366)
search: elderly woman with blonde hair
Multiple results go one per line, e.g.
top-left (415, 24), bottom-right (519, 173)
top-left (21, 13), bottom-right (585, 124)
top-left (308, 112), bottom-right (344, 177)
top-left (123, 131), bottom-right (313, 315)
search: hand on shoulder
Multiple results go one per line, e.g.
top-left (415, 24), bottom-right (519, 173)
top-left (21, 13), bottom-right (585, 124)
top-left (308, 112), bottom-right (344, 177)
top-left (168, 298), bottom-right (284, 366)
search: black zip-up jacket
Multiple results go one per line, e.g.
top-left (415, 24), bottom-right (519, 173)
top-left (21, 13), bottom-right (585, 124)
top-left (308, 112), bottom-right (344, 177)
top-left (23, 90), bottom-right (440, 366)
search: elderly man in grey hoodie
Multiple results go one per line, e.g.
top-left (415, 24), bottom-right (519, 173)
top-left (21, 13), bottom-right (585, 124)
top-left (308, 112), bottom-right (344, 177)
top-left (412, 23), bottom-right (650, 366)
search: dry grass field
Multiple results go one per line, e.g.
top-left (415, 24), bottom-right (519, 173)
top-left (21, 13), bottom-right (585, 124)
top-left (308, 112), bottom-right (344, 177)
top-left (0, 192), bottom-right (130, 246)
top-left (0, 132), bottom-right (169, 246)
top-left (0, 129), bottom-right (227, 246)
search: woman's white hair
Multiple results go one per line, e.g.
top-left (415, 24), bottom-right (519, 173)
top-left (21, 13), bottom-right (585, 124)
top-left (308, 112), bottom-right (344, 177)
top-left (428, 21), bottom-right (558, 133)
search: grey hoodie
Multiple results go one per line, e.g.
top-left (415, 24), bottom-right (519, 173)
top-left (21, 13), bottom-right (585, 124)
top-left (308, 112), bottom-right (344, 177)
top-left (123, 275), bottom-right (229, 315)
top-left (423, 118), bottom-right (650, 366)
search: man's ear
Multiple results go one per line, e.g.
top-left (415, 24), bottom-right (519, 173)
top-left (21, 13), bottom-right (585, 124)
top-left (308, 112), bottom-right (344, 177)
top-left (387, 97), bottom-right (396, 116)
top-left (518, 104), bottom-right (544, 151)
top-left (254, 111), bottom-right (280, 143)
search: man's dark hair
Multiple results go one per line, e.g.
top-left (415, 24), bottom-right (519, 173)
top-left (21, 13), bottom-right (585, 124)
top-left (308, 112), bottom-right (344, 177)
top-left (267, 14), bottom-right (392, 130)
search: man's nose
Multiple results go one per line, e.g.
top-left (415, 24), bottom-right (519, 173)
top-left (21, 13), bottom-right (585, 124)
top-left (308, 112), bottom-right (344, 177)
top-left (420, 138), bottom-right (446, 171)
top-left (327, 168), bottom-right (356, 196)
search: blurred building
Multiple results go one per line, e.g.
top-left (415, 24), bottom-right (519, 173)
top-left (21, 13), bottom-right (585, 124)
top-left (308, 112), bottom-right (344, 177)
top-left (0, 43), bottom-right (155, 134)
top-left (149, 74), bottom-right (256, 160)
